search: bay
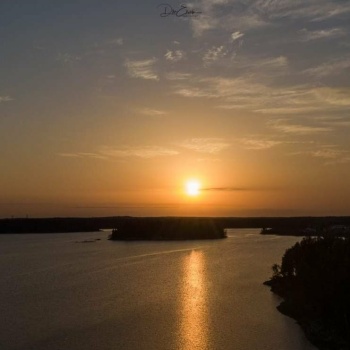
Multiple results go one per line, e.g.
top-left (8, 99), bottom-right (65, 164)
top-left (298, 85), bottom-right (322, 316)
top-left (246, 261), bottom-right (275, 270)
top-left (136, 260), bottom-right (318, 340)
top-left (0, 229), bottom-right (316, 350)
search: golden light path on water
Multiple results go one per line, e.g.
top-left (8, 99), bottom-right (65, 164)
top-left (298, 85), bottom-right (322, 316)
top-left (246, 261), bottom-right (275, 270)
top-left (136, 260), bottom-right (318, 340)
top-left (180, 250), bottom-right (208, 350)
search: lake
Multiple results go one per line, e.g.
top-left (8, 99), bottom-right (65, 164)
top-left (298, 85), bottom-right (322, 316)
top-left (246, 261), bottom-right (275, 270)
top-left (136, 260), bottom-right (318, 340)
top-left (0, 229), bottom-right (316, 350)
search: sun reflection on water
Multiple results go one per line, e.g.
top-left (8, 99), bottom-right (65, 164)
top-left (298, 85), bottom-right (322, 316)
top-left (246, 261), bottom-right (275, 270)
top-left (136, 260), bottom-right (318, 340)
top-left (180, 250), bottom-right (208, 350)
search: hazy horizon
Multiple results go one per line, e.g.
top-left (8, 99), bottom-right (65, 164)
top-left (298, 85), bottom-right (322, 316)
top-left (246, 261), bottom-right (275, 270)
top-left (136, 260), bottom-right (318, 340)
top-left (1, 1), bottom-right (350, 218)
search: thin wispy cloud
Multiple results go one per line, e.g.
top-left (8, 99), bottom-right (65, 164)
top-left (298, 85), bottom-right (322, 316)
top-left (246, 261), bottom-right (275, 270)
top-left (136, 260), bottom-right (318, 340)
top-left (191, 0), bottom-right (350, 38)
top-left (125, 58), bottom-right (159, 81)
top-left (203, 46), bottom-right (227, 66)
top-left (303, 57), bottom-right (350, 77)
top-left (58, 152), bottom-right (108, 160)
top-left (108, 37), bottom-right (123, 46)
top-left (0, 96), bottom-right (13, 103)
top-left (56, 53), bottom-right (81, 64)
top-left (165, 50), bottom-right (186, 62)
top-left (165, 72), bottom-right (192, 80)
top-left (269, 120), bottom-right (332, 135)
top-left (231, 31), bottom-right (244, 42)
top-left (99, 146), bottom-right (178, 158)
top-left (293, 145), bottom-right (350, 164)
top-left (179, 138), bottom-right (230, 154)
top-left (137, 108), bottom-right (167, 117)
top-left (300, 28), bottom-right (346, 41)
top-left (240, 138), bottom-right (282, 150)
top-left (259, 56), bottom-right (288, 68)
top-left (253, 0), bottom-right (350, 21)
top-left (201, 186), bottom-right (277, 192)
top-left (59, 146), bottom-right (179, 160)
top-left (173, 74), bottom-right (350, 115)
top-left (202, 187), bottom-right (251, 192)
top-left (315, 116), bottom-right (350, 128)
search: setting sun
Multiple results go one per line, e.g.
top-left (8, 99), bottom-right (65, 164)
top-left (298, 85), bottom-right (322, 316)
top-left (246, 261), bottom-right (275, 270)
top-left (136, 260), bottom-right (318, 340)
top-left (185, 180), bottom-right (201, 196)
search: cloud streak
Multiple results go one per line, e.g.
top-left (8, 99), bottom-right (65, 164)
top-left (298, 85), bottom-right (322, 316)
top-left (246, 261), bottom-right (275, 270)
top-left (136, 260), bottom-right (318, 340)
top-left (240, 138), bottom-right (283, 150)
top-left (165, 50), bottom-right (186, 62)
top-left (59, 145), bottom-right (179, 160)
top-left (269, 120), bottom-right (332, 135)
top-left (179, 138), bottom-right (230, 153)
top-left (137, 108), bottom-right (167, 117)
top-left (125, 58), bottom-right (159, 80)
top-left (0, 96), bottom-right (13, 103)
top-left (300, 28), bottom-right (346, 41)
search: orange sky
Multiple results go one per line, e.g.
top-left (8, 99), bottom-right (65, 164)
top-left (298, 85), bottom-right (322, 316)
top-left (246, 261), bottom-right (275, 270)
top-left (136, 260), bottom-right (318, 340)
top-left (1, 1), bottom-right (350, 217)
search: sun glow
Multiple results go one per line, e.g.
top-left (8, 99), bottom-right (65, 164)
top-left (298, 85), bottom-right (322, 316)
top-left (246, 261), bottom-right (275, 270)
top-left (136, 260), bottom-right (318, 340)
top-left (185, 180), bottom-right (201, 196)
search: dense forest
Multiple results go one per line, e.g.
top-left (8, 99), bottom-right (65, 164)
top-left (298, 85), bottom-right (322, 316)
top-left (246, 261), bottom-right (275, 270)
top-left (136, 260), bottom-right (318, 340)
top-left (265, 233), bottom-right (350, 349)
top-left (108, 217), bottom-right (227, 240)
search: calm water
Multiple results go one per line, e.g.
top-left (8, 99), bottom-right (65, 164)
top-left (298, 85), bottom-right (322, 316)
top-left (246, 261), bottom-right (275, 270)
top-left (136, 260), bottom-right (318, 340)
top-left (0, 229), bottom-right (316, 350)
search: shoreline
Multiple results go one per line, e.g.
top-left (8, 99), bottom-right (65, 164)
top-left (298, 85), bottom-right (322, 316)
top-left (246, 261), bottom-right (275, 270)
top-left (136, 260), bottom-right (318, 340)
top-left (264, 235), bottom-right (350, 350)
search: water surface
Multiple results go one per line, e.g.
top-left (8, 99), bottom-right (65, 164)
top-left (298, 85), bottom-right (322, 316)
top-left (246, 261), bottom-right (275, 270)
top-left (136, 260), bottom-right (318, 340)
top-left (0, 229), bottom-right (316, 350)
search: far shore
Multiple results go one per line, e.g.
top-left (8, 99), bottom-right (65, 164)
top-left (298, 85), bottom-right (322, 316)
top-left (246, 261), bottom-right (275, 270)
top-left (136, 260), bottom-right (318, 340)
top-left (1, 216), bottom-right (350, 234)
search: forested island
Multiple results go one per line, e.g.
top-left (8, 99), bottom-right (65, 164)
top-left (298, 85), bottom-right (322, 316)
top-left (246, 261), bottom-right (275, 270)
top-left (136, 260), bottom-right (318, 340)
top-left (265, 233), bottom-right (350, 350)
top-left (108, 217), bottom-right (226, 240)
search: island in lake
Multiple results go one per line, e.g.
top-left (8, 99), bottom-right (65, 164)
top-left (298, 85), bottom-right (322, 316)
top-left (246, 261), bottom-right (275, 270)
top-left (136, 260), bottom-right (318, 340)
top-left (265, 233), bottom-right (350, 350)
top-left (108, 217), bottom-right (227, 240)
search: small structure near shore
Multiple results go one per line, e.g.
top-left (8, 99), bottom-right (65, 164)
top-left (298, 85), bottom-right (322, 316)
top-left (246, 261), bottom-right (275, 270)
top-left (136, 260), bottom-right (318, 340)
top-left (108, 217), bottom-right (226, 240)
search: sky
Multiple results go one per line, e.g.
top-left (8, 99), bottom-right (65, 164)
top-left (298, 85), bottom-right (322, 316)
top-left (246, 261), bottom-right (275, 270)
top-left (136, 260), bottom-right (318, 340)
top-left (1, 0), bottom-right (350, 218)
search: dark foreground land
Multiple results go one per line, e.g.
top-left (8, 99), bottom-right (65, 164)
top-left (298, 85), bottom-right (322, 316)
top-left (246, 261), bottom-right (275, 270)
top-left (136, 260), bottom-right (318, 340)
top-left (1, 216), bottom-right (350, 234)
top-left (265, 234), bottom-right (350, 350)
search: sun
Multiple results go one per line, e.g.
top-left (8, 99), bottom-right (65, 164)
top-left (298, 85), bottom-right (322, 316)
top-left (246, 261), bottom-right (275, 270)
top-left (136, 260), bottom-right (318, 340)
top-left (185, 180), bottom-right (201, 196)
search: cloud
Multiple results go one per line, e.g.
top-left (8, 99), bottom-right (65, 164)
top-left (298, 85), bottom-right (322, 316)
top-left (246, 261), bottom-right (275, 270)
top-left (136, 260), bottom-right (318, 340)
top-left (165, 50), bottom-right (186, 62)
top-left (231, 31), bottom-right (244, 41)
top-left (59, 146), bottom-right (179, 160)
top-left (253, 0), bottom-right (350, 21)
top-left (165, 72), bottom-right (192, 80)
top-left (293, 145), bottom-right (350, 164)
top-left (0, 96), bottom-right (13, 103)
top-left (269, 120), bottom-right (332, 135)
top-left (300, 28), bottom-right (346, 41)
top-left (314, 116), bottom-right (350, 128)
top-left (110, 37), bottom-right (123, 46)
top-left (99, 146), bottom-right (178, 158)
top-left (190, 0), bottom-right (350, 37)
top-left (173, 74), bottom-right (350, 115)
top-left (137, 108), bottom-right (167, 117)
top-left (202, 187), bottom-right (251, 192)
top-left (124, 58), bottom-right (159, 80)
top-left (203, 46), bottom-right (227, 65)
top-left (303, 57), bottom-right (350, 77)
top-left (56, 53), bottom-right (81, 64)
top-left (58, 152), bottom-right (108, 160)
top-left (179, 138), bottom-right (230, 153)
top-left (201, 186), bottom-right (276, 192)
top-left (259, 56), bottom-right (288, 68)
top-left (240, 138), bottom-right (282, 150)
top-left (313, 87), bottom-right (350, 107)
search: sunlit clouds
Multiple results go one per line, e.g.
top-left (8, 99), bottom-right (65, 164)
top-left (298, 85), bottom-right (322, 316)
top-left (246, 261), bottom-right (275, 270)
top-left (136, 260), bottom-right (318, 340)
top-left (0, 96), bottom-right (13, 103)
top-left (1, 0), bottom-right (350, 217)
top-left (125, 58), bottom-right (159, 80)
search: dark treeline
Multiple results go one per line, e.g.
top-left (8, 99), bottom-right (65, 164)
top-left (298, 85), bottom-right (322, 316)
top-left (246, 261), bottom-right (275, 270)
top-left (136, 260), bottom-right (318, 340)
top-left (1, 216), bottom-right (350, 233)
top-left (265, 234), bottom-right (350, 349)
top-left (108, 217), bottom-right (226, 240)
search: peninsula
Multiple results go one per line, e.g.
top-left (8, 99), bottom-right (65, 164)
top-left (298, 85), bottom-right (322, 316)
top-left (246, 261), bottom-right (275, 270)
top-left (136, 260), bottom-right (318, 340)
top-left (264, 234), bottom-right (350, 349)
